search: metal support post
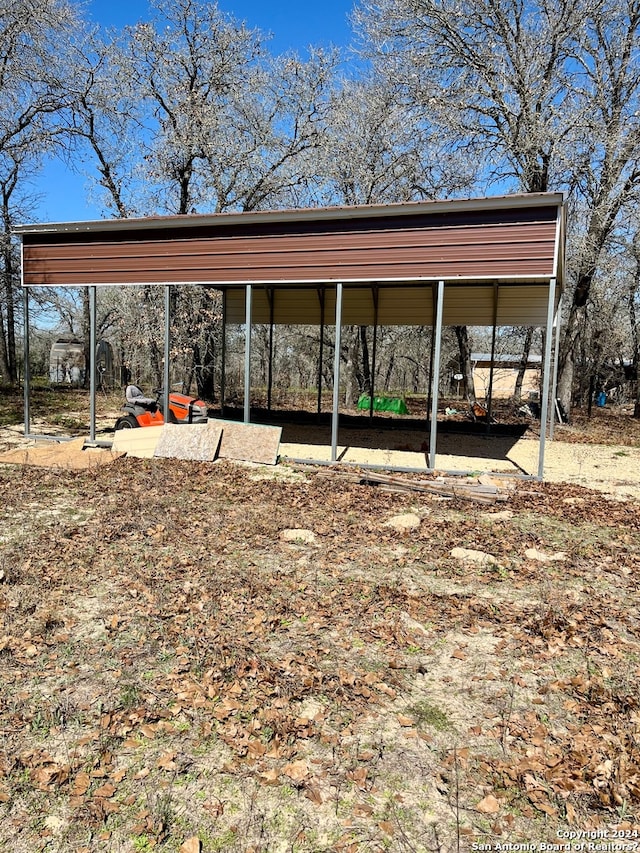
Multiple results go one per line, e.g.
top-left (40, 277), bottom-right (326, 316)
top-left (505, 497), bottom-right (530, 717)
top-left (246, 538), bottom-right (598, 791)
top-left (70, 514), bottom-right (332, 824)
top-left (317, 288), bottom-right (325, 417)
top-left (427, 285), bottom-right (437, 424)
top-left (220, 289), bottom-right (227, 414)
top-left (538, 278), bottom-right (557, 479)
top-left (428, 280), bottom-right (445, 470)
top-left (369, 286), bottom-right (379, 419)
top-left (23, 281), bottom-right (31, 437)
top-left (331, 282), bottom-right (343, 462)
top-left (549, 292), bottom-right (563, 441)
top-left (486, 284), bottom-right (499, 431)
top-left (163, 285), bottom-right (171, 422)
top-left (267, 288), bottom-right (274, 413)
top-left (244, 284), bottom-right (252, 423)
top-left (89, 286), bottom-right (97, 441)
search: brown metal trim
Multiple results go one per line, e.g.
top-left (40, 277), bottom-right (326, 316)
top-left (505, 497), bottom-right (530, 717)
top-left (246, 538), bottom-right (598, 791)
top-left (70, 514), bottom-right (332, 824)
top-left (21, 221), bottom-right (559, 288)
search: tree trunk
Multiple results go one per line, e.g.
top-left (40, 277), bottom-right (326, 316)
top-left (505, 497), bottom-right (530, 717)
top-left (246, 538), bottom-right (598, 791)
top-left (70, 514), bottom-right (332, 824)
top-left (343, 326), bottom-right (360, 405)
top-left (514, 326), bottom-right (534, 400)
top-left (196, 328), bottom-right (217, 401)
top-left (0, 299), bottom-right (11, 384)
top-left (454, 325), bottom-right (476, 405)
top-left (359, 325), bottom-right (371, 395)
top-left (1, 189), bottom-right (17, 384)
top-left (81, 288), bottom-right (91, 389)
top-left (142, 285), bottom-right (163, 389)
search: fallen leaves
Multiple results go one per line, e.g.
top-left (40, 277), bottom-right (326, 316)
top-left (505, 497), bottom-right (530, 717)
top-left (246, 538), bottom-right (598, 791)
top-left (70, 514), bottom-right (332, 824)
top-left (476, 793), bottom-right (500, 814)
top-left (1, 456), bottom-right (639, 852)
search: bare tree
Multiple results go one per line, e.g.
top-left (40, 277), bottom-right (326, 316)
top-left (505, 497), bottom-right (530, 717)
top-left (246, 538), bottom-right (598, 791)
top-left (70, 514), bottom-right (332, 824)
top-left (628, 234), bottom-right (640, 417)
top-left (314, 75), bottom-right (473, 206)
top-left (0, 0), bottom-right (81, 383)
top-left (208, 49), bottom-right (338, 213)
top-left (124, 0), bottom-right (263, 216)
top-left (556, 0), bottom-right (640, 410)
top-left (353, 0), bottom-right (640, 415)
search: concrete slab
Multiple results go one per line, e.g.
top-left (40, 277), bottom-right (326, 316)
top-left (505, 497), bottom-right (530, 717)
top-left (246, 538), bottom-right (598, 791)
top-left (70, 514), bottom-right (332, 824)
top-left (154, 422), bottom-right (222, 461)
top-left (340, 446), bottom-right (429, 469)
top-left (279, 442), bottom-right (344, 463)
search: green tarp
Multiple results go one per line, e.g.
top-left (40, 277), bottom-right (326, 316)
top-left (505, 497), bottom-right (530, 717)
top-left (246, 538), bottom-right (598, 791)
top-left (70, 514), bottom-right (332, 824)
top-left (357, 394), bottom-right (409, 414)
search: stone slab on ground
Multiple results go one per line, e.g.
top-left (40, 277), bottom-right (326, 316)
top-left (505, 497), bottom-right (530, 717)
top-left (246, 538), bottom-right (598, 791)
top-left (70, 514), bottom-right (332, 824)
top-left (211, 419), bottom-right (282, 465)
top-left (154, 422), bottom-right (223, 461)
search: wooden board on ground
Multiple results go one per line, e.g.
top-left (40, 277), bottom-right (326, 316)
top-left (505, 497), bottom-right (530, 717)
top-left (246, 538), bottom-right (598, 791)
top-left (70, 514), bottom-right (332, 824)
top-left (154, 422), bottom-right (223, 461)
top-left (0, 437), bottom-right (124, 469)
top-left (111, 425), bottom-right (164, 458)
top-left (212, 419), bottom-right (282, 465)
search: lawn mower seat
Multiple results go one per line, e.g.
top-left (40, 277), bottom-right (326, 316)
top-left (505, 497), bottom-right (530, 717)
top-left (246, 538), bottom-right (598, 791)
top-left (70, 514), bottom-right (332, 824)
top-left (125, 385), bottom-right (157, 410)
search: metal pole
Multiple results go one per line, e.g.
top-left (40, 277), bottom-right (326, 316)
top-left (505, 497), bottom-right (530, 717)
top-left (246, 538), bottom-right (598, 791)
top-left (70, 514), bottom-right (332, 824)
top-left (486, 283), bottom-right (499, 432)
top-left (23, 279), bottom-right (30, 437)
top-left (220, 289), bottom-right (227, 415)
top-left (89, 286), bottom-right (97, 441)
top-left (331, 282), bottom-right (343, 462)
top-left (317, 288), bottom-right (325, 417)
top-left (428, 280), bottom-right (445, 470)
top-left (538, 277), bottom-right (557, 479)
top-left (163, 285), bottom-right (171, 422)
top-left (244, 284), bottom-right (252, 424)
top-left (427, 286), bottom-right (437, 424)
top-left (267, 288), bottom-right (274, 413)
top-left (549, 292), bottom-right (563, 441)
top-left (369, 286), bottom-right (379, 419)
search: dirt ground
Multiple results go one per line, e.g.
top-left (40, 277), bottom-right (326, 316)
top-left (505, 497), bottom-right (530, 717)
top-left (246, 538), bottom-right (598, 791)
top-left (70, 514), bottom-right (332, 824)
top-left (2, 401), bottom-right (639, 500)
top-left (0, 395), bottom-right (639, 851)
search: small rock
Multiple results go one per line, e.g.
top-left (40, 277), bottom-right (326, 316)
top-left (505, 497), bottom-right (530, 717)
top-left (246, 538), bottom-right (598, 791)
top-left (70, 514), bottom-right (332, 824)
top-left (482, 510), bottom-right (514, 521)
top-left (280, 528), bottom-right (317, 545)
top-left (450, 547), bottom-right (499, 566)
top-left (384, 513), bottom-right (421, 531)
top-left (525, 548), bottom-right (567, 563)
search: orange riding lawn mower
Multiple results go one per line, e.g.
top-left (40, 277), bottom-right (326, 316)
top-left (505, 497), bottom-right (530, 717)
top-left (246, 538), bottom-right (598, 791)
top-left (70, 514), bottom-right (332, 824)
top-left (114, 385), bottom-right (209, 430)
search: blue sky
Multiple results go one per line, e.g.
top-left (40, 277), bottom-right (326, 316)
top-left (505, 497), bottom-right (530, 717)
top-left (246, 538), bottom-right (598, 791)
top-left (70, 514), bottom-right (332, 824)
top-left (87, 0), bottom-right (354, 53)
top-left (31, 0), bottom-right (356, 223)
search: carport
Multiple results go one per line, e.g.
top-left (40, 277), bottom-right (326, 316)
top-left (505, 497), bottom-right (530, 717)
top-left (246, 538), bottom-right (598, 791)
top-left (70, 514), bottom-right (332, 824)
top-left (15, 191), bottom-right (566, 478)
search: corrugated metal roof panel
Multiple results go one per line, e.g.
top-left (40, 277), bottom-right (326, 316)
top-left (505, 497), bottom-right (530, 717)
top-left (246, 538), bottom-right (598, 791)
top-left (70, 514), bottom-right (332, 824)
top-left (497, 285), bottom-right (550, 325)
top-left (224, 283), bottom-right (555, 327)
